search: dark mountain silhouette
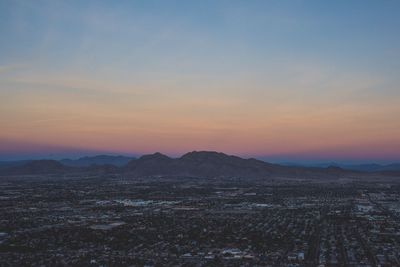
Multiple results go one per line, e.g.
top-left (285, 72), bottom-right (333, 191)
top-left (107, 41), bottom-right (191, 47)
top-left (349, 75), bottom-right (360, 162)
top-left (60, 155), bottom-right (134, 167)
top-left (343, 163), bottom-right (400, 172)
top-left (0, 151), bottom-right (396, 180)
top-left (0, 159), bottom-right (120, 176)
top-left (124, 151), bottom-right (357, 179)
top-left (125, 152), bottom-right (175, 176)
top-left (177, 151), bottom-right (277, 178)
top-left (283, 162), bottom-right (400, 172)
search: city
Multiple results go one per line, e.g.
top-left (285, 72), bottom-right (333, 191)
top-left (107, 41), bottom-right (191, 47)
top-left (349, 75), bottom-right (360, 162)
top-left (1, 175), bottom-right (399, 266)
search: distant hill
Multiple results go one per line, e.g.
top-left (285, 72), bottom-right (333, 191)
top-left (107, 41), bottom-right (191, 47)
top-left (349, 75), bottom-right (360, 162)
top-left (60, 155), bottom-right (135, 167)
top-left (0, 155), bottom-right (135, 170)
top-left (124, 151), bottom-right (356, 179)
top-left (0, 159), bottom-right (121, 176)
top-left (284, 162), bottom-right (400, 172)
top-left (344, 163), bottom-right (400, 172)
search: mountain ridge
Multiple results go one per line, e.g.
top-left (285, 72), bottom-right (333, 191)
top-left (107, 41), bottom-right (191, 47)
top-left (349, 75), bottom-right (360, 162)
top-left (60, 155), bottom-right (135, 167)
top-left (281, 162), bottom-right (400, 172)
top-left (0, 151), bottom-right (398, 179)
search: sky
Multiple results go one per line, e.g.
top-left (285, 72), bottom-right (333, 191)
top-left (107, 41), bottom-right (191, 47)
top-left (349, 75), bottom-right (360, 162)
top-left (1, 0), bottom-right (400, 163)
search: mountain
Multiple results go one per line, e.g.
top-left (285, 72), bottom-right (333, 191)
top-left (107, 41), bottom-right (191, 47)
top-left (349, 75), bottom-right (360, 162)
top-left (124, 151), bottom-right (356, 179)
top-left (124, 152), bottom-right (176, 176)
top-left (60, 155), bottom-right (134, 167)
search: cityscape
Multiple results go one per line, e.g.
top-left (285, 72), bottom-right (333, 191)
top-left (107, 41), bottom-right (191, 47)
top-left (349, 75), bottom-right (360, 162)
top-left (1, 158), bottom-right (400, 266)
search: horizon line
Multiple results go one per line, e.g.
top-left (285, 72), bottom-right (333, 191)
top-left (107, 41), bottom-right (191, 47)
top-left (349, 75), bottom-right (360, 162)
top-left (1, 150), bottom-right (399, 165)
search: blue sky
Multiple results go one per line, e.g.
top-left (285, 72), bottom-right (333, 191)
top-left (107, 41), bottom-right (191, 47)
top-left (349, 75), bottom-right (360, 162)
top-left (1, 0), bottom-right (400, 162)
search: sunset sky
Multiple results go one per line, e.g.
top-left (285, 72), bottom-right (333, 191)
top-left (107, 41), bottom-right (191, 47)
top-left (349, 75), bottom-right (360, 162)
top-left (1, 0), bottom-right (400, 162)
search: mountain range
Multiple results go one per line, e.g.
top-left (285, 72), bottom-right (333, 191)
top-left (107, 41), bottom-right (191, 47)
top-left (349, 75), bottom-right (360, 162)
top-left (1, 151), bottom-right (393, 180)
top-left (122, 151), bottom-right (363, 179)
top-left (0, 155), bottom-right (134, 169)
top-left (281, 162), bottom-right (400, 172)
